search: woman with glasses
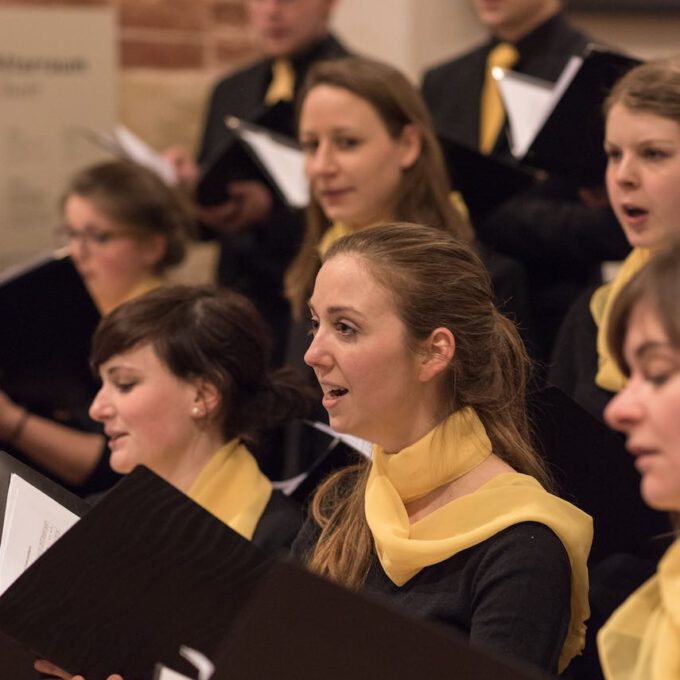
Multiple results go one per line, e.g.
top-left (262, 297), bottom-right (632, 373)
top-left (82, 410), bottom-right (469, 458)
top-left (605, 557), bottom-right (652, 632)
top-left (0, 160), bottom-right (194, 494)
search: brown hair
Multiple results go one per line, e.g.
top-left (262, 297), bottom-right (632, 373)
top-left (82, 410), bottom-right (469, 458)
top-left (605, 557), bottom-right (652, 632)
top-left (604, 56), bottom-right (680, 123)
top-left (608, 237), bottom-right (680, 531)
top-left (285, 57), bottom-right (472, 319)
top-left (90, 285), bottom-right (312, 444)
top-left (63, 160), bottom-right (194, 273)
top-left (304, 223), bottom-right (551, 588)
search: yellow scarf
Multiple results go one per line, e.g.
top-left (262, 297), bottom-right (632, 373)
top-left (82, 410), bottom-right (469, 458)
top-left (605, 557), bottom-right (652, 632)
top-left (365, 408), bottom-right (592, 673)
top-left (318, 221), bottom-right (352, 258)
top-left (93, 275), bottom-right (164, 315)
top-left (598, 539), bottom-right (680, 680)
top-left (591, 248), bottom-right (651, 392)
top-left (187, 439), bottom-right (272, 541)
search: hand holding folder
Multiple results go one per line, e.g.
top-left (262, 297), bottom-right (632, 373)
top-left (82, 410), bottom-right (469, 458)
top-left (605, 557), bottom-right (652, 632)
top-left (196, 113), bottom-right (309, 210)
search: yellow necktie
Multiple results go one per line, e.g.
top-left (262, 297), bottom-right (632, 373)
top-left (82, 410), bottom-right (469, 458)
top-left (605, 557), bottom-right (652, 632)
top-left (479, 42), bottom-right (519, 154)
top-left (264, 58), bottom-right (295, 105)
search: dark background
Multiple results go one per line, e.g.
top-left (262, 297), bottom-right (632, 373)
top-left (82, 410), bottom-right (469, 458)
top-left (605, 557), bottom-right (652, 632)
top-left (569, 0), bottom-right (680, 12)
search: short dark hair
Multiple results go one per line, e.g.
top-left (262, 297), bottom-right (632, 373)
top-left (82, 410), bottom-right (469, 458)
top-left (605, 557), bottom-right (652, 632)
top-left (90, 285), bottom-right (312, 443)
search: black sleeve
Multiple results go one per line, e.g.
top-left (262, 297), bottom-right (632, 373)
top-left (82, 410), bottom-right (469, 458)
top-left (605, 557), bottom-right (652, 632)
top-left (476, 183), bottom-right (631, 267)
top-left (288, 515), bottom-right (321, 563)
top-left (468, 522), bottom-right (572, 675)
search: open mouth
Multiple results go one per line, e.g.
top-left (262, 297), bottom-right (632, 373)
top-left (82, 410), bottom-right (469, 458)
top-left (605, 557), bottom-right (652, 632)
top-left (321, 385), bottom-right (349, 409)
top-left (622, 204), bottom-right (648, 219)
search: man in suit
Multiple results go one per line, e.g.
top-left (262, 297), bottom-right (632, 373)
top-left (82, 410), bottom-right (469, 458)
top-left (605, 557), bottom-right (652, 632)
top-left (168, 0), bottom-right (348, 365)
top-left (422, 0), bottom-right (630, 363)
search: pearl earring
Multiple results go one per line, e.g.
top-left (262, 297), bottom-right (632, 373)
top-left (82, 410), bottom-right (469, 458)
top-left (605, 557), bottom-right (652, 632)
top-left (192, 406), bottom-right (200, 417)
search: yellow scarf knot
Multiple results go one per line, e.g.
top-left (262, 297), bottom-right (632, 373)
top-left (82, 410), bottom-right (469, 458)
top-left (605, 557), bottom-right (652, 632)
top-left (187, 439), bottom-right (272, 540)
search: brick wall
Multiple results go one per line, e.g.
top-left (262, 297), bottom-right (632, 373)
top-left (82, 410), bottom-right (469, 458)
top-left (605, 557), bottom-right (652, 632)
top-left (0, 0), bottom-right (260, 70)
top-left (0, 0), bottom-right (263, 150)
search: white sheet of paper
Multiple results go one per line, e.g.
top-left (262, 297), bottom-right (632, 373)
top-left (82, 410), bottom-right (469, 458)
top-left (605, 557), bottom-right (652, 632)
top-left (0, 474), bottom-right (79, 596)
top-left (154, 645), bottom-right (215, 680)
top-left (497, 55), bottom-right (584, 159)
top-left (308, 421), bottom-right (373, 458)
top-left (272, 422), bottom-right (372, 497)
top-left (112, 125), bottom-right (178, 186)
top-left (237, 126), bottom-right (310, 209)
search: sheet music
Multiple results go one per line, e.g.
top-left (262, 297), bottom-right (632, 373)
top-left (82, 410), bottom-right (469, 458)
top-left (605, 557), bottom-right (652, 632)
top-left (0, 474), bottom-right (79, 596)
top-left (497, 55), bottom-right (584, 158)
top-left (230, 121), bottom-right (310, 209)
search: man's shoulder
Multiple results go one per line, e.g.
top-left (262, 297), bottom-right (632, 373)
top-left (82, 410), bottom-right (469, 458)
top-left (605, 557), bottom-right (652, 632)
top-left (211, 57), bottom-right (271, 94)
top-left (422, 42), bottom-right (488, 87)
top-left (316, 32), bottom-right (351, 60)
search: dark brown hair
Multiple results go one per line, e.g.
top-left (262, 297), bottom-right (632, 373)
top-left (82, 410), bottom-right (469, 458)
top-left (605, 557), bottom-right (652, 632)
top-left (608, 236), bottom-right (680, 532)
top-left (90, 285), bottom-right (312, 444)
top-left (285, 57), bottom-right (472, 319)
top-left (63, 160), bottom-right (194, 273)
top-left (304, 223), bottom-right (551, 588)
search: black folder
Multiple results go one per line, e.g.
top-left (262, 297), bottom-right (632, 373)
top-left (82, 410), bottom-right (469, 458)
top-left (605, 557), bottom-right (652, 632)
top-left (438, 136), bottom-right (543, 224)
top-left (528, 386), bottom-right (669, 564)
top-left (0, 449), bottom-right (91, 678)
top-left (0, 448), bottom-right (91, 531)
top-left (0, 466), bottom-right (272, 680)
top-left (209, 561), bottom-right (551, 680)
top-left (196, 103), bottom-right (305, 208)
top-left (0, 251), bottom-right (99, 419)
top-left (519, 45), bottom-right (641, 186)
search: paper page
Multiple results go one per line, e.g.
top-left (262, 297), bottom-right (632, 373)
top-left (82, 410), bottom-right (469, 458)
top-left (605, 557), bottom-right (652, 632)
top-left (180, 645), bottom-right (214, 680)
top-left (308, 421), bottom-right (373, 458)
top-left (237, 126), bottom-right (310, 209)
top-left (113, 125), bottom-right (178, 186)
top-left (153, 645), bottom-right (214, 680)
top-left (497, 55), bottom-right (583, 159)
top-left (0, 474), bottom-right (79, 596)
top-left (495, 69), bottom-right (553, 158)
top-left (154, 667), bottom-right (192, 680)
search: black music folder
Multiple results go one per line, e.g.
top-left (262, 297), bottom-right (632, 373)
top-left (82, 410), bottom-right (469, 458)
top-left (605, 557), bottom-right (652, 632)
top-left (528, 386), bottom-right (669, 565)
top-left (207, 561), bottom-right (551, 680)
top-left (0, 448), bottom-right (91, 530)
top-left (0, 449), bottom-right (91, 679)
top-left (499, 44), bottom-right (641, 185)
top-left (0, 466), bottom-right (273, 680)
top-left (0, 250), bottom-right (100, 418)
top-left (196, 106), bottom-right (308, 209)
top-left (438, 136), bottom-right (543, 224)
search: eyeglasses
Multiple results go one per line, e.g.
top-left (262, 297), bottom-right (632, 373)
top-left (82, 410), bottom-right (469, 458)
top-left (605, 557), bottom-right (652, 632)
top-left (55, 225), bottom-right (131, 249)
